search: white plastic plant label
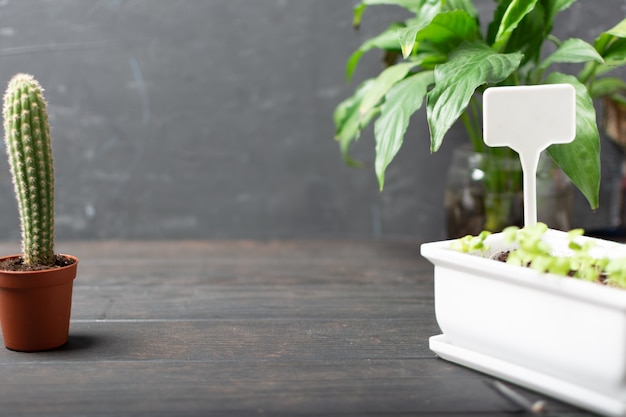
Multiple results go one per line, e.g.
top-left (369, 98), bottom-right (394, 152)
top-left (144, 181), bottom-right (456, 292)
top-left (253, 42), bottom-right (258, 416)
top-left (483, 84), bottom-right (576, 226)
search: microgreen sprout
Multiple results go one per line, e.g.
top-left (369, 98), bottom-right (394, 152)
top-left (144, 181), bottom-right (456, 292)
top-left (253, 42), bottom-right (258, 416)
top-left (606, 258), bottom-right (626, 288)
top-left (450, 230), bottom-right (491, 254)
top-left (567, 228), bottom-right (585, 250)
top-left (452, 222), bottom-right (626, 289)
top-left (503, 223), bottom-right (554, 272)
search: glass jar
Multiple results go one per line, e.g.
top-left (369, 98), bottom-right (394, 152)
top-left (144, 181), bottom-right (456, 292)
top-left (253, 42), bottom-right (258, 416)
top-left (444, 146), bottom-right (572, 238)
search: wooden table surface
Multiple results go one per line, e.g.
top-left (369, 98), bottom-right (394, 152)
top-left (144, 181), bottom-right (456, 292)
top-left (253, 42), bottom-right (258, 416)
top-left (0, 240), bottom-right (598, 416)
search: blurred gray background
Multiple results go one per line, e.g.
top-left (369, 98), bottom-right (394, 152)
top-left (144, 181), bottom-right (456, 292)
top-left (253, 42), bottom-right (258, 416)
top-left (0, 0), bottom-right (622, 241)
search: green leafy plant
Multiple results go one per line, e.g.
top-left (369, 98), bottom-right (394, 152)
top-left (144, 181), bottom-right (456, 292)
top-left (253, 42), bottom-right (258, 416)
top-left (502, 223), bottom-right (608, 280)
top-left (334, 0), bottom-right (626, 213)
top-left (450, 229), bottom-right (491, 253)
top-left (3, 74), bottom-right (56, 266)
top-left (453, 222), bottom-right (626, 288)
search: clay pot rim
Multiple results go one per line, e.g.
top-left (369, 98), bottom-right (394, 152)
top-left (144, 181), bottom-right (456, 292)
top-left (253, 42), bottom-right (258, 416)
top-left (0, 254), bottom-right (78, 289)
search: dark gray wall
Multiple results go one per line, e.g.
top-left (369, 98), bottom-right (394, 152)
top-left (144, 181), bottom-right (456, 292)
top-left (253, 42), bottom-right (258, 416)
top-left (0, 1), bottom-right (621, 241)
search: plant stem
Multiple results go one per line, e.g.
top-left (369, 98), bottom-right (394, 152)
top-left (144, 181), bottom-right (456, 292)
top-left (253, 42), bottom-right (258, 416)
top-left (461, 97), bottom-right (484, 153)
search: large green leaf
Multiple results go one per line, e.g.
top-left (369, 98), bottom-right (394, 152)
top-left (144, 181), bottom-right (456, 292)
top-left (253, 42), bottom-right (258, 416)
top-left (602, 38), bottom-right (626, 66)
top-left (502, 2), bottom-right (545, 62)
top-left (545, 73), bottom-right (600, 209)
top-left (580, 19), bottom-right (626, 84)
top-left (334, 79), bottom-right (377, 167)
top-left (588, 77), bottom-right (626, 98)
top-left (486, 0), bottom-right (509, 45)
top-left (374, 71), bottom-right (434, 189)
top-left (538, 38), bottom-right (603, 71)
top-left (492, 0), bottom-right (539, 51)
top-left (398, 9), bottom-right (479, 58)
top-left (441, 0), bottom-right (478, 17)
top-left (398, 26), bottom-right (425, 58)
top-left (359, 62), bottom-right (419, 116)
top-left (396, 2), bottom-right (447, 58)
top-left (606, 17), bottom-right (626, 37)
top-left (594, 18), bottom-right (626, 55)
top-left (415, 10), bottom-right (480, 53)
top-left (410, 45), bottom-right (448, 69)
top-left (427, 42), bottom-right (523, 152)
top-left (346, 22), bottom-right (405, 81)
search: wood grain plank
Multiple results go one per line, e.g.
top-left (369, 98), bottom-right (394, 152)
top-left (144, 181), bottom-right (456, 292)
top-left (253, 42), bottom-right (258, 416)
top-left (72, 259), bottom-right (432, 287)
top-left (0, 359), bottom-right (590, 416)
top-left (70, 250), bottom-right (432, 287)
top-left (0, 320), bottom-right (598, 416)
top-left (0, 320), bottom-right (439, 362)
top-left (63, 239), bottom-right (435, 321)
top-left (70, 284), bottom-right (434, 320)
top-left (58, 240), bottom-right (426, 262)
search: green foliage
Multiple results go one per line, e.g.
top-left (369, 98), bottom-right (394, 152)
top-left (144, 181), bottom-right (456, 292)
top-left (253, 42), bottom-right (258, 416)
top-left (426, 42), bottom-right (523, 153)
top-left (334, 0), bottom-right (626, 209)
top-left (456, 222), bottom-right (626, 289)
top-left (450, 230), bottom-right (491, 253)
top-left (606, 258), bottom-right (626, 288)
top-left (545, 73), bottom-right (601, 207)
top-left (2, 74), bottom-right (55, 266)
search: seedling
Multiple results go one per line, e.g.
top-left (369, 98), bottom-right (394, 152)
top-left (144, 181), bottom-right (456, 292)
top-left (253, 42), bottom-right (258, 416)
top-left (454, 222), bottom-right (626, 288)
top-left (450, 230), bottom-right (491, 254)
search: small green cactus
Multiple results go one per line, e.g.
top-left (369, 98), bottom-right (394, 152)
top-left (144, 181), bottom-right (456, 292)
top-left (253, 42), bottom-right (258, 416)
top-left (2, 74), bottom-right (55, 266)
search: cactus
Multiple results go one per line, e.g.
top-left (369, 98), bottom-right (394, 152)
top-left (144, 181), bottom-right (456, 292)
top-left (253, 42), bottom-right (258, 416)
top-left (2, 74), bottom-right (55, 266)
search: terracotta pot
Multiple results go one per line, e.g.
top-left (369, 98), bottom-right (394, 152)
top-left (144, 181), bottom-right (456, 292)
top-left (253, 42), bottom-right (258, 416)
top-left (0, 254), bottom-right (78, 352)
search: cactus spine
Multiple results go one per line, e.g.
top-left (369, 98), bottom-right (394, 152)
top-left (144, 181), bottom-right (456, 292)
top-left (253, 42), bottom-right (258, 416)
top-left (3, 74), bottom-right (55, 266)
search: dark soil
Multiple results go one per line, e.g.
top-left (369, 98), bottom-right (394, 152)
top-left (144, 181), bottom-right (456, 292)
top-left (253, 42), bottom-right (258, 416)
top-left (493, 251), bottom-right (510, 262)
top-left (0, 254), bottom-right (75, 272)
top-left (492, 250), bottom-right (610, 285)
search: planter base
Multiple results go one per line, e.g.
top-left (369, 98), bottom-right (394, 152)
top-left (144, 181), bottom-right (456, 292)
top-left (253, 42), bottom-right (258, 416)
top-left (430, 334), bottom-right (625, 417)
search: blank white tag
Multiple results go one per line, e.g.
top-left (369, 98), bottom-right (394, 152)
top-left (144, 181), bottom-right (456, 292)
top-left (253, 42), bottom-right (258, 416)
top-left (483, 84), bottom-right (576, 227)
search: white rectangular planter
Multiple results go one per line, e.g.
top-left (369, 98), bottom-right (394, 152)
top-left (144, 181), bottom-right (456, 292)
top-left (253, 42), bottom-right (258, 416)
top-left (421, 229), bottom-right (626, 416)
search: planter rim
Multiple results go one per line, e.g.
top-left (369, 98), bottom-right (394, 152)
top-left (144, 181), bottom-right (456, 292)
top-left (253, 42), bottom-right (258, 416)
top-left (0, 254), bottom-right (78, 289)
top-left (421, 229), bottom-right (626, 310)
